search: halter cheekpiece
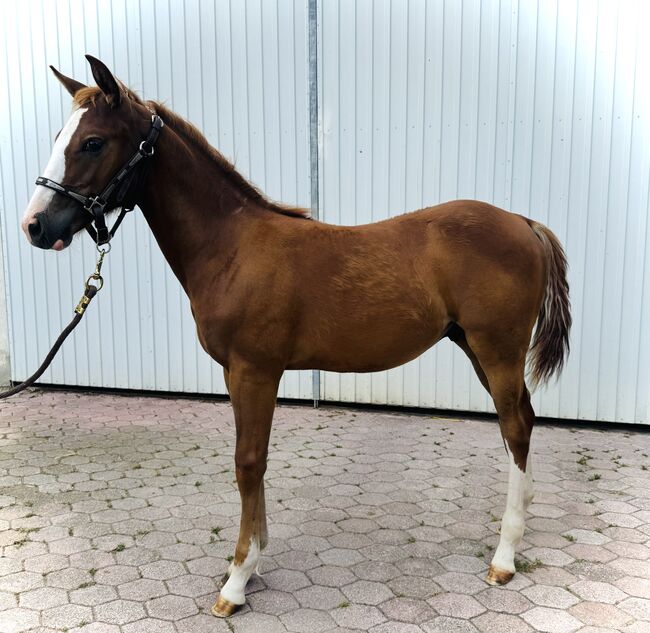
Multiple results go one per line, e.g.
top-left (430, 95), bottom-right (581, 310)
top-left (35, 114), bottom-right (164, 245)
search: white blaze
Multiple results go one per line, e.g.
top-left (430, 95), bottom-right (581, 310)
top-left (21, 106), bottom-right (87, 240)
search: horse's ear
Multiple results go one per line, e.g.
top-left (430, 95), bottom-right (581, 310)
top-left (85, 54), bottom-right (121, 107)
top-left (50, 66), bottom-right (87, 98)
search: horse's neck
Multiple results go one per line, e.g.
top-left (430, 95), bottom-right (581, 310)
top-left (137, 125), bottom-right (253, 295)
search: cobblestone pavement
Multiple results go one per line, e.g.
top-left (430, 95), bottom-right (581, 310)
top-left (0, 389), bottom-right (649, 633)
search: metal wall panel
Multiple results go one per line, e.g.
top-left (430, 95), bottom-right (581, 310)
top-left (317, 0), bottom-right (650, 424)
top-left (0, 0), bottom-right (313, 399)
top-left (1, 0), bottom-right (648, 424)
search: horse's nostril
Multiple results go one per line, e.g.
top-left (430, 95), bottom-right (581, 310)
top-left (28, 218), bottom-right (43, 240)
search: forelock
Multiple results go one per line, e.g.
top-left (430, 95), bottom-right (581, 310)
top-left (73, 83), bottom-right (144, 107)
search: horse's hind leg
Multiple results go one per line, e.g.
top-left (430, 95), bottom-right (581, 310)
top-left (463, 335), bottom-right (535, 585)
top-left (448, 324), bottom-right (491, 394)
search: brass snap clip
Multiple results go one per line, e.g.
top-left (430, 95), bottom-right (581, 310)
top-left (75, 246), bottom-right (110, 315)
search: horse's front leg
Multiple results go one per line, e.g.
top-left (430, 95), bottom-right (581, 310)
top-left (212, 363), bottom-right (280, 617)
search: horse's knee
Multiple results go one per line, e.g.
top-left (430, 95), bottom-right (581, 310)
top-left (235, 451), bottom-right (267, 484)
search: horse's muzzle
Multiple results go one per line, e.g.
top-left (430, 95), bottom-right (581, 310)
top-left (25, 210), bottom-right (72, 250)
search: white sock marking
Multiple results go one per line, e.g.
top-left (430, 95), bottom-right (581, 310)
top-left (491, 451), bottom-right (532, 573)
top-left (22, 106), bottom-right (87, 239)
top-left (219, 539), bottom-right (259, 605)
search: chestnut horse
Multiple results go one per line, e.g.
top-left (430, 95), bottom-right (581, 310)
top-left (21, 57), bottom-right (570, 616)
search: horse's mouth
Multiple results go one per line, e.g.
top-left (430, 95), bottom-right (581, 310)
top-left (31, 230), bottom-right (73, 251)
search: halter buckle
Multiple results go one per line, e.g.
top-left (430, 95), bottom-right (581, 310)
top-left (139, 141), bottom-right (154, 157)
top-left (84, 195), bottom-right (106, 214)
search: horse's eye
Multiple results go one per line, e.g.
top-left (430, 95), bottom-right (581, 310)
top-left (81, 138), bottom-right (104, 153)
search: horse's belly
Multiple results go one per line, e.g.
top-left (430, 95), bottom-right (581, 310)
top-left (289, 313), bottom-right (446, 373)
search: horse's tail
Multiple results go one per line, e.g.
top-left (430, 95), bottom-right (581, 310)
top-left (526, 220), bottom-right (571, 388)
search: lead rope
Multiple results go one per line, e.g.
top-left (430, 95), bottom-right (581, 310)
top-left (0, 244), bottom-right (109, 399)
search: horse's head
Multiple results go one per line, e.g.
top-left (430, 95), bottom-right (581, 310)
top-left (22, 56), bottom-right (152, 250)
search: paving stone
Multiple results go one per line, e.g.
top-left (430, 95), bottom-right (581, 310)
top-left (167, 574), bottom-right (216, 599)
top-left (0, 608), bottom-right (40, 633)
top-left (141, 559), bottom-right (187, 581)
top-left (370, 623), bottom-right (423, 633)
top-left (118, 578), bottom-right (168, 601)
top-left (94, 599), bottom-right (147, 625)
top-left (565, 543), bottom-right (618, 563)
top-left (266, 568), bottom-right (312, 591)
top-left (569, 579), bottom-right (628, 604)
top-left (342, 580), bottom-right (394, 605)
top-left (435, 572), bottom-right (488, 595)
top-left (146, 594), bottom-right (199, 620)
top-left (619, 597), bottom-right (650, 621)
top-left (475, 587), bottom-right (533, 613)
top-left (48, 536), bottom-right (91, 555)
top-left (522, 584), bottom-right (580, 608)
top-left (234, 612), bottom-right (288, 633)
top-left (473, 612), bottom-right (534, 633)
top-left (616, 577), bottom-right (650, 599)
top-left (622, 623), bottom-right (650, 633)
top-left (523, 547), bottom-right (575, 567)
top-left (280, 608), bottom-right (336, 632)
top-left (248, 589), bottom-right (300, 615)
top-left (380, 596), bottom-right (436, 623)
top-left (422, 616), bottom-right (480, 632)
top-left (526, 565), bottom-right (578, 587)
top-left (275, 550), bottom-right (322, 571)
top-left (294, 585), bottom-right (346, 610)
top-left (176, 613), bottom-right (232, 633)
top-left (569, 601), bottom-right (634, 628)
top-left (0, 558), bottom-right (22, 577)
top-left (439, 554), bottom-right (488, 574)
top-left (69, 624), bottom-right (121, 633)
top-left (0, 591), bottom-right (16, 611)
top-left (42, 603), bottom-right (93, 629)
top-left (330, 604), bottom-right (386, 629)
top-left (351, 561), bottom-right (400, 582)
top-left (24, 553), bottom-right (69, 574)
top-left (70, 584), bottom-right (119, 606)
top-left (93, 565), bottom-right (140, 586)
top-left (19, 586), bottom-right (68, 610)
top-left (573, 627), bottom-right (622, 633)
top-left (522, 606), bottom-right (583, 633)
top-left (1, 391), bottom-right (650, 633)
top-left (306, 566), bottom-right (355, 588)
top-left (610, 558), bottom-right (650, 579)
top-left (319, 548), bottom-right (365, 567)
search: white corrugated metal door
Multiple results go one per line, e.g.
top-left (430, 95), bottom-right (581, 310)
top-left (0, 0), bottom-right (313, 400)
top-left (1, 1), bottom-right (648, 424)
top-left (317, 0), bottom-right (650, 424)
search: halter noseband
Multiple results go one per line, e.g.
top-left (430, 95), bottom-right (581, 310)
top-left (35, 114), bottom-right (164, 245)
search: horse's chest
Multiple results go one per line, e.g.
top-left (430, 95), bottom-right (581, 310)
top-left (189, 299), bottom-right (236, 366)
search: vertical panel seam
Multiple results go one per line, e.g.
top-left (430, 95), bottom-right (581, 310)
top-left (308, 0), bottom-right (320, 407)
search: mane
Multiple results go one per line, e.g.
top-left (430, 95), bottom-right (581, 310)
top-left (74, 85), bottom-right (310, 219)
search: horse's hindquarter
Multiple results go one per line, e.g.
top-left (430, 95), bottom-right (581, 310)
top-left (428, 201), bottom-right (547, 340)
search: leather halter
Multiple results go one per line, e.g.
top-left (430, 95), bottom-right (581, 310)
top-left (35, 114), bottom-right (164, 245)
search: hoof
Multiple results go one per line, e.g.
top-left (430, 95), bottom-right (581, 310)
top-left (486, 565), bottom-right (515, 586)
top-left (211, 595), bottom-right (240, 618)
